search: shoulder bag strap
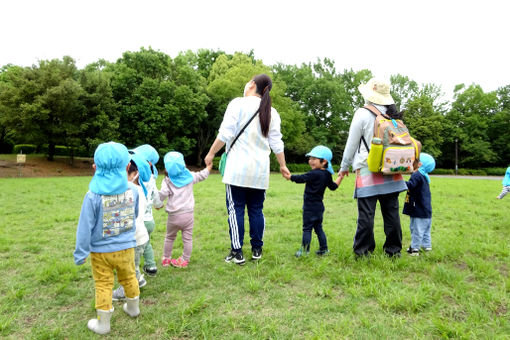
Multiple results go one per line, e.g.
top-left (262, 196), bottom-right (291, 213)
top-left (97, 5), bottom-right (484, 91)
top-left (227, 109), bottom-right (259, 153)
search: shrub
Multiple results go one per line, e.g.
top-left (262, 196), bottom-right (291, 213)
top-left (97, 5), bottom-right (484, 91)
top-left (483, 167), bottom-right (507, 176)
top-left (13, 144), bottom-right (37, 154)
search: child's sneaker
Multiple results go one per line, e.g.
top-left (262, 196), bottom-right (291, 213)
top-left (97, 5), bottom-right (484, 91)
top-left (315, 249), bottom-right (329, 256)
top-left (295, 246), bottom-right (309, 258)
top-left (423, 247), bottom-right (432, 252)
top-left (143, 265), bottom-right (157, 277)
top-left (161, 257), bottom-right (172, 267)
top-left (170, 257), bottom-right (189, 268)
top-left (112, 285), bottom-right (126, 301)
top-left (225, 250), bottom-right (245, 265)
top-left (138, 275), bottom-right (147, 288)
top-left (406, 246), bottom-right (420, 256)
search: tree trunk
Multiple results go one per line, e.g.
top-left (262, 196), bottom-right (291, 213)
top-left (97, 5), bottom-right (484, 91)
top-left (47, 143), bottom-right (55, 161)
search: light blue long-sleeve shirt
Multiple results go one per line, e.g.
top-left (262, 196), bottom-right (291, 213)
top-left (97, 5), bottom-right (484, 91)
top-left (73, 182), bottom-right (139, 265)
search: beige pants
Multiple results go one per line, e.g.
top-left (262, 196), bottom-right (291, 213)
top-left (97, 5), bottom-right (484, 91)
top-left (90, 248), bottom-right (139, 310)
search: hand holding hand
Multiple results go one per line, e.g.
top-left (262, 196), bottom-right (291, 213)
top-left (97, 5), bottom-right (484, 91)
top-left (281, 166), bottom-right (291, 180)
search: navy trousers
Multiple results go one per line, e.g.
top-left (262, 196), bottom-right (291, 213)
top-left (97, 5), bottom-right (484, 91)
top-left (226, 184), bottom-right (266, 251)
top-left (353, 192), bottom-right (402, 256)
top-left (302, 210), bottom-right (328, 251)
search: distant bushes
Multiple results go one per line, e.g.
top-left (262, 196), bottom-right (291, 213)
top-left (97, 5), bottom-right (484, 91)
top-left (432, 168), bottom-right (507, 176)
top-left (12, 144), bottom-right (90, 157)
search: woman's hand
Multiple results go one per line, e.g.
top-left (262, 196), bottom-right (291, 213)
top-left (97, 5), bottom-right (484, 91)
top-left (280, 165), bottom-right (291, 179)
top-left (204, 153), bottom-right (214, 168)
top-left (338, 170), bottom-right (349, 180)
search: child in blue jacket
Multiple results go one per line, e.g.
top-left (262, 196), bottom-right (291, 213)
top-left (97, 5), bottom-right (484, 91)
top-left (73, 142), bottom-right (141, 335)
top-left (403, 153), bottom-right (435, 256)
top-left (496, 166), bottom-right (510, 199)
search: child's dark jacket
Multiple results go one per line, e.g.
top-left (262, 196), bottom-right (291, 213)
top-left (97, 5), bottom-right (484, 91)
top-left (403, 171), bottom-right (431, 218)
top-left (290, 169), bottom-right (338, 212)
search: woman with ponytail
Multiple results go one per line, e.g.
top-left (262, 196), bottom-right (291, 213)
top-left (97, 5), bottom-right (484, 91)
top-left (205, 74), bottom-right (290, 265)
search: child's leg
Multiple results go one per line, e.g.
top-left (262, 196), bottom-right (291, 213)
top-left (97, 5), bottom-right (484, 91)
top-left (90, 252), bottom-right (115, 311)
top-left (180, 212), bottom-right (194, 261)
top-left (163, 215), bottom-right (180, 259)
top-left (134, 244), bottom-right (145, 280)
top-left (420, 218), bottom-right (432, 249)
top-left (301, 211), bottom-right (314, 250)
top-left (409, 217), bottom-right (421, 250)
top-left (312, 215), bottom-right (327, 251)
top-left (113, 248), bottom-right (140, 299)
top-left (142, 220), bottom-right (156, 267)
top-left (497, 186), bottom-right (510, 199)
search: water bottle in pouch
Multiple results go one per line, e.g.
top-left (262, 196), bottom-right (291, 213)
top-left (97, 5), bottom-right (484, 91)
top-left (367, 137), bottom-right (383, 172)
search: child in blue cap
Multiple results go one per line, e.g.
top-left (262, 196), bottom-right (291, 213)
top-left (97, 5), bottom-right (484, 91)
top-left (157, 151), bottom-right (212, 268)
top-left (283, 145), bottom-right (342, 257)
top-left (73, 142), bottom-right (141, 335)
top-left (112, 152), bottom-right (152, 300)
top-left (131, 144), bottom-right (163, 277)
top-left (403, 153), bottom-right (435, 256)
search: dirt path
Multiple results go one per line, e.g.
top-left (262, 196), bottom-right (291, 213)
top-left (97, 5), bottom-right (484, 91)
top-left (0, 155), bottom-right (94, 178)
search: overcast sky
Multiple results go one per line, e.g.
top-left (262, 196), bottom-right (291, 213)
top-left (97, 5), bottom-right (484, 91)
top-left (1, 0), bottom-right (508, 96)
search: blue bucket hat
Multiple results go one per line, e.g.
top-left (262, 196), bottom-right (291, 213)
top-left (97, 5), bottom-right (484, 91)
top-left (306, 145), bottom-right (334, 174)
top-left (418, 153), bottom-right (436, 183)
top-left (133, 144), bottom-right (160, 179)
top-left (89, 142), bottom-right (130, 195)
top-left (164, 151), bottom-right (193, 188)
top-left (130, 153), bottom-right (151, 197)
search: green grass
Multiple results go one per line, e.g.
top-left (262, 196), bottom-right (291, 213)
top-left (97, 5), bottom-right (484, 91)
top-left (0, 174), bottom-right (508, 339)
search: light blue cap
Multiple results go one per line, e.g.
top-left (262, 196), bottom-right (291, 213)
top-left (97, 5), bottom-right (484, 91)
top-left (164, 151), bottom-right (193, 188)
top-left (306, 145), bottom-right (334, 174)
top-left (133, 144), bottom-right (159, 179)
top-left (418, 153), bottom-right (436, 183)
top-left (130, 153), bottom-right (151, 197)
top-left (89, 142), bottom-right (130, 195)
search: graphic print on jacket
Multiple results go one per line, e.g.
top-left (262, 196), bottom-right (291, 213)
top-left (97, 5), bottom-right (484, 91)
top-left (102, 190), bottom-right (135, 238)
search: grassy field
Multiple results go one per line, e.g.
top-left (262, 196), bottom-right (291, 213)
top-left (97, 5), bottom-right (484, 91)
top-left (0, 174), bottom-right (508, 339)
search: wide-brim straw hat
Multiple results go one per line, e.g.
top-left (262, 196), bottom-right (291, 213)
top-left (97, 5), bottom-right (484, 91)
top-left (358, 78), bottom-right (395, 105)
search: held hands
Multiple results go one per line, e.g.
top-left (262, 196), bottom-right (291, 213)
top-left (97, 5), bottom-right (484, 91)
top-left (280, 166), bottom-right (291, 180)
top-left (206, 162), bottom-right (213, 172)
top-left (204, 152), bottom-right (214, 169)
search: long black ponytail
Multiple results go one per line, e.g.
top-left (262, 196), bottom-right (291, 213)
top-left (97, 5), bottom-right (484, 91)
top-left (252, 74), bottom-right (272, 137)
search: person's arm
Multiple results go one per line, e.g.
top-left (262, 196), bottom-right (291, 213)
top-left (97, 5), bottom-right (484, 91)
top-left (339, 108), bottom-right (367, 178)
top-left (291, 172), bottom-right (311, 183)
top-left (73, 193), bottom-right (96, 265)
top-left (158, 178), bottom-right (172, 204)
top-left (192, 167), bottom-right (210, 184)
top-left (150, 177), bottom-right (164, 209)
top-left (334, 175), bottom-right (343, 187)
top-left (406, 172), bottom-right (421, 191)
top-left (204, 138), bottom-right (226, 167)
top-left (275, 152), bottom-right (290, 179)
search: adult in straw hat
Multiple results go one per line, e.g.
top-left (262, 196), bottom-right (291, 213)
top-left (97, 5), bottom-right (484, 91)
top-left (338, 78), bottom-right (407, 258)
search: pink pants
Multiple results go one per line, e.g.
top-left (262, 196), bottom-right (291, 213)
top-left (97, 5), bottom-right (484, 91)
top-left (164, 212), bottom-right (194, 261)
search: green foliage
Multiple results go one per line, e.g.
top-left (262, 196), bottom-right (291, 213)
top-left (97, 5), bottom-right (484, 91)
top-left (12, 144), bottom-right (37, 154)
top-left (1, 48), bottom-right (509, 168)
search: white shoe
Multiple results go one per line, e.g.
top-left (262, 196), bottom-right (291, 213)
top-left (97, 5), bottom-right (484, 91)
top-left (87, 308), bottom-right (113, 335)
top-left (123, 296), bottom-right (140, 317)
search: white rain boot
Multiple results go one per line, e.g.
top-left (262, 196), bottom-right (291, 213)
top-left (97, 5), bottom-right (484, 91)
top-left (87, 308), bottom-right (114, 335)
top-left (123, 296), bottom-right (140, 317)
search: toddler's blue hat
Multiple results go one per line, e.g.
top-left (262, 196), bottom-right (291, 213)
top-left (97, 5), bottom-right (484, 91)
top-left (164, 151), bottom-right (193, 188)
top-left (130, 153), bottom-right (151, 197)
top-left (306, 145), bottom-right (334, 174)
top-left (133, 144), bottom-right (160, 179)
top-left (89, 142), bottom-right (130, 195)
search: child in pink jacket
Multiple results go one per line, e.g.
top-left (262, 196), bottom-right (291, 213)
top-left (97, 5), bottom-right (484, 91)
top-left (156, 151), bottom-right (212, 268)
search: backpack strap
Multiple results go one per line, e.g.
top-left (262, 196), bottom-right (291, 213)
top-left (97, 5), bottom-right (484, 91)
top-left (358, 135), bottom-right (370, 153)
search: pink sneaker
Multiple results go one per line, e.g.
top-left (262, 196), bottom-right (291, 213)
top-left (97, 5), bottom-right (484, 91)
top-left (170, 257), bottom-right (189, 268)
top-left (161, 257), bottom-right (172, 267)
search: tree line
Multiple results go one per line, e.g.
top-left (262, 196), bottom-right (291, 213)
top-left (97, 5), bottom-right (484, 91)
top-left (0, 47), bottom-right (509, 168)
